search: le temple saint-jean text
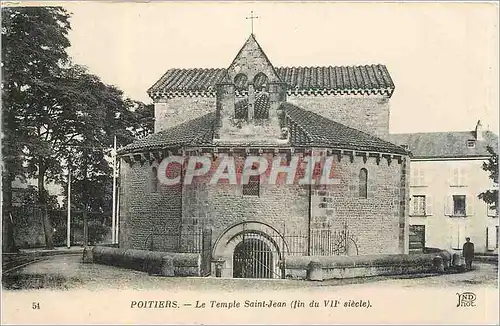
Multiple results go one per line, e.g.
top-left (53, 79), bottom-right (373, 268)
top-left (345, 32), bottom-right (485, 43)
top-left (129, 298), bottom-right (372, 309)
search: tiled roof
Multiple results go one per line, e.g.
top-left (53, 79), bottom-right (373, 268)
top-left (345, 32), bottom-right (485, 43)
top-left (119, 102), bottom-right (408, 156)
top-left (282, 103), bottom-right (408, 155)
top-left (276, 65), bottom-right (394, 94)
top-left (388, 131), bottom-right (499, 159)
top-left (118, 113), bottom-right (216, 154)
top-left (148, 65), bottom-right (394, 99)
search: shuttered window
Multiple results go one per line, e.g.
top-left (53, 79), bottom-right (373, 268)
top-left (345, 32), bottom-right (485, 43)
top-left (451, 167), bottom-right (468, 187)
top-left (487, 204), bottom-right (498, 217)
top-left (445, 194), bottom-right (473, 217)
top-left (410, 167), bottom-right (426, 187)
top-left (412, 195), bottom-right (426, 216)
top-left (410, 195), bottom-right (434, 216)
top-left (486, 226), bottom-right (498, 251)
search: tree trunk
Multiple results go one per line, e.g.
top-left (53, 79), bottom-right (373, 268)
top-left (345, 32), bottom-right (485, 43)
top-left (2, 170), bottom-right (18, 252)
top-left (38, 162), bottom-right (54, 249)
top-left (83, 207), bottom-right (88, 247)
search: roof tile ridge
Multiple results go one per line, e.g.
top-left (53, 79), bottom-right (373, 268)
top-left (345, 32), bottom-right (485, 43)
top-left (281, 102), bottom-right (314, 144)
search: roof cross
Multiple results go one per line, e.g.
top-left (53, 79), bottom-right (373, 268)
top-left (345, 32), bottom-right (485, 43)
top-left (246, 11), bottom-right (259, 34)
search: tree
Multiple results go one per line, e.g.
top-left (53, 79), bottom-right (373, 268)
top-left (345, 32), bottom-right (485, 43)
top-left (478, 145), bottom-right (498, 211)
top-left (2, 6), bottom-right (72, 250)
top-left (56, 67), bottom-right (153, 240)
top-left (130, 102), bottom-right (155, 139)
top-left (2, 7), bottom-right (154, 250)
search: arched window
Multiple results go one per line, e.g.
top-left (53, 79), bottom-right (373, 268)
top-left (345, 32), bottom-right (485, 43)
top-left (234, 73), bottom-right (248, 92)
top-left (151, 166), bottom-right (159, 193)
top-left (359, 168), bottom-right (368, 198)
top-left (253, 72), bottom-right (269, 92)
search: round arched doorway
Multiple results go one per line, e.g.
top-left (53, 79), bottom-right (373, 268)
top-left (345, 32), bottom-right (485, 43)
top-left (233, 237), bottom-right (273, 278)
top-left (212, 221), bottom-right (287, 278)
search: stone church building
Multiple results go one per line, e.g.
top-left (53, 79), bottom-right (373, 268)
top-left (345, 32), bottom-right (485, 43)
top-left (117, 34), bottom-right (410, 278)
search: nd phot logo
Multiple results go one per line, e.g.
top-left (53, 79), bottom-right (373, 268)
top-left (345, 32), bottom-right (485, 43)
top-left (456, 292), bottom-right (476, 307)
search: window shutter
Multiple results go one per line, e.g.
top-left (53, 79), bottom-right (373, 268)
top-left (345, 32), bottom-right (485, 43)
top-left (444, 195), bottom-right (452, 216)
top-left (419, 169), bottom-right (425, 186)
top-left (409, 196), bottom-right (415, 216)
top-left (460, 167), bottom-right (468, 186)
top-left (487, 226), bottom-right (496, 250)
top-left (452, 167), bottom-right (459, 186)
top-left (410, 168), bottom-right (416, 186)
top-left (466, 195), bottom-right (474, 216)
top-left (425, 195), bottom-right (433, 216)
top-left (451, 224), bottom-right (460, 249)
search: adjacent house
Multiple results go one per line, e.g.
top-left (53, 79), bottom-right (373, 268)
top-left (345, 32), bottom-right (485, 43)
top-left (390, 121), bottom-right (498, 254)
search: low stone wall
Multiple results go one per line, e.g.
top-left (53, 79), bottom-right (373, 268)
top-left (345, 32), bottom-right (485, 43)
top-left (474, 253), bottom-right (498, 264)
top-left (90, 246), bottom-right (201, 276)
top-left (284, 250), bottom-right (455, 281)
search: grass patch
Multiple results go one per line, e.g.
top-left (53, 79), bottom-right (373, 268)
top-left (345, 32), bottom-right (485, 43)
top-left (2, 273), bottom-right (83, 290)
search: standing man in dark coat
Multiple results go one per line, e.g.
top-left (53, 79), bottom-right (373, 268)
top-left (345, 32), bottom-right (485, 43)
top-left (462, 237), bottom-right (475, 271)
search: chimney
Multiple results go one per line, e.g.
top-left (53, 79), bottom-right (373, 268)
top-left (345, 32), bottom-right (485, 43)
top-left (475, 120), bottom-right (484, 141)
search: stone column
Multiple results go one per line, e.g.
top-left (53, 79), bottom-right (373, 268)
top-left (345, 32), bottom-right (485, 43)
top-left (248, 83), bottom-right (255, 121)
top-left (215, 83), bottom-right (235, 138)
top-left (269, 82), bottom-right (287, 119)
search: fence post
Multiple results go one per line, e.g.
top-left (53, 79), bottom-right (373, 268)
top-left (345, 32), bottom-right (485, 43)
top-left (281, 221), bottom-right (286, 279)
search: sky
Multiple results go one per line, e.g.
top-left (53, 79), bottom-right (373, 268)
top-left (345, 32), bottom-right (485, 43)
top-left (49, 2), bottom-right (499, 134)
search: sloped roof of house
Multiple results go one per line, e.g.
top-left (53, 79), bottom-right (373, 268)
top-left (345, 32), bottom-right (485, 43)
top-left (388, 131), bottom-right (498, 159)
top-left (148, 64), bottom-right (395, 99)
top-left (119, 103), bottom-right (408, 155)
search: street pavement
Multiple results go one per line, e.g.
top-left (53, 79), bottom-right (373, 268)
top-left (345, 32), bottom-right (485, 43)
top-left (2, 254), bottom-right (497, 291)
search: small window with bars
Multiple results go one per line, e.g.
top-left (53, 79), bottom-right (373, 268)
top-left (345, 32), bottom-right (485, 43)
top-left (243, 175), bottom-right (260, 196)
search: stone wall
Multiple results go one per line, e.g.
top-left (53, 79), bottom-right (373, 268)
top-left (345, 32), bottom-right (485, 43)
top-left (286, 94), bottom-right (391, 140)
top-left (154, 97), bottom-right (216, 132)
top-left (119, 159), bottom-right (183, 251)
top-left (154, 94), bottom-right (391, 140)
top-left (308, 155), bottom-right (404, 255)
top-left (119, 151), bottom-right (406, 257)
